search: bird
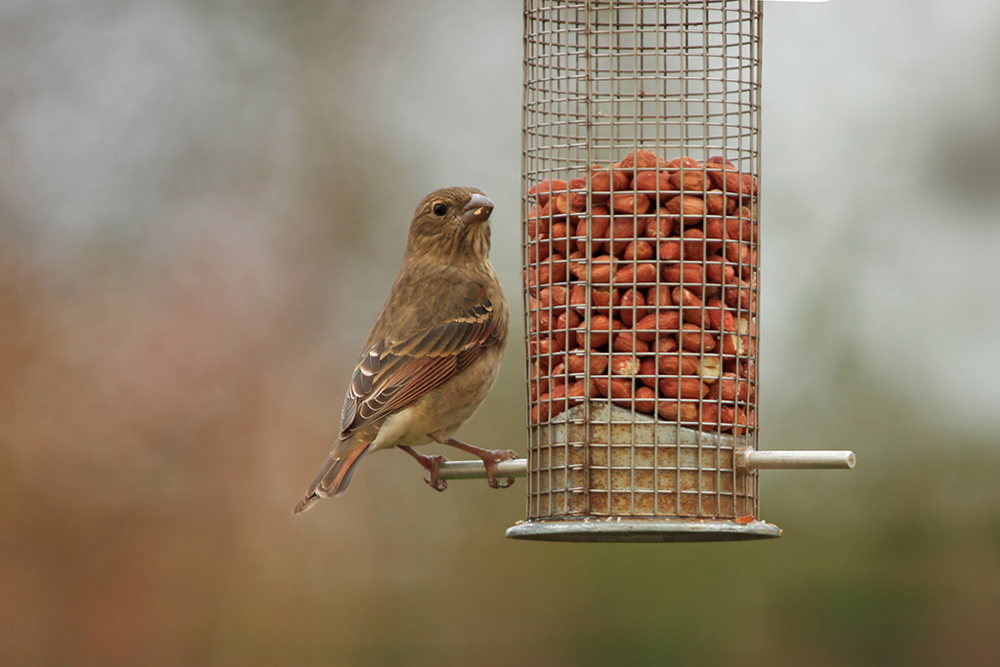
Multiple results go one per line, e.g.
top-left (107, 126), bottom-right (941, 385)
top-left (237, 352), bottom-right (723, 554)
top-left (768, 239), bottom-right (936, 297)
top-left (294, 186), bottom-right (515, 514)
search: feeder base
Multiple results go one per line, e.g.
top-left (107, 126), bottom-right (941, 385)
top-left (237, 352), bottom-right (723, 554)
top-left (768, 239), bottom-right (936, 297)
top-left (505, 516), bottom-right (781, 542)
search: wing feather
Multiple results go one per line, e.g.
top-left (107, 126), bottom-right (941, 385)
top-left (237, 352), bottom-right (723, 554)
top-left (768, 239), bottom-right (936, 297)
top-left (338, 299), bottom-right (502, 438)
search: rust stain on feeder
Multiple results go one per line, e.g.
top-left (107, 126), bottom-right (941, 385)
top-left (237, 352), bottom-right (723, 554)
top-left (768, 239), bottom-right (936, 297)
top-left (526, 403), bottom-right (758, 522)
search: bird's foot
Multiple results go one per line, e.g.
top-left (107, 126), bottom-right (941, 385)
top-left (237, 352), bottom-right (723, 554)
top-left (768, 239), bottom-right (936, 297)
top-left (399, 446), bottom-right (449, 491)
top-left (441, 439), bottom-right (519, 489)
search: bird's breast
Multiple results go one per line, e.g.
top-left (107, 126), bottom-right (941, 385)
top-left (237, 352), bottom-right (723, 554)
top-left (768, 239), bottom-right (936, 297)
top-left (369, 345), bottom-right (505, 452)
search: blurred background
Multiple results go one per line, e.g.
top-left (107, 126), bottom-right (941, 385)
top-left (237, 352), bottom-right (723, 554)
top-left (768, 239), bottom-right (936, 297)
top-left (2, 0), bottom-right (999, 665)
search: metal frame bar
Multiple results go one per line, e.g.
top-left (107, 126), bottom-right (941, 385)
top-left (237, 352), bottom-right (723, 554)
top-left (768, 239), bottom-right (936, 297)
top-left (437, 447), bottom-right (855, 480)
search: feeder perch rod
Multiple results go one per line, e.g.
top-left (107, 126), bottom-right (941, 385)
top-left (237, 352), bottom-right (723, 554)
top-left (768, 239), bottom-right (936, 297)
top-left (435, 458), bottom-right (528, 481)
top-left (436, 448), bottom-right (855, 481)
top-left (737, 447), bottom-right (856, 474)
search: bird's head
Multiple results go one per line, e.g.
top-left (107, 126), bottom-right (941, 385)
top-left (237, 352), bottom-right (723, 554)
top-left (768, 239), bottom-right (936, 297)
top-left (406, 187), bottom-right (495, 264)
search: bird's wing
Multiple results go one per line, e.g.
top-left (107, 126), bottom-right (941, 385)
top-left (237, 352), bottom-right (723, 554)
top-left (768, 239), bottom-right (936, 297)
top-left (338, 298), bottom-right (504, 439)
top-left (294, 295), bottom-right (503, 513)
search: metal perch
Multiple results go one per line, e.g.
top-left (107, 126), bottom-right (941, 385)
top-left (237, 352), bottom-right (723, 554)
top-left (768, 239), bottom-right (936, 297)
top-left (435, 447), bottom-right (855, 481)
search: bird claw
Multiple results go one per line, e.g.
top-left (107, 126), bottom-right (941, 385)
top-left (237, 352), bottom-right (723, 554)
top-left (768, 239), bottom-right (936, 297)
top-left (400, 446), bottom-right (450, 492)
top-left (424, 454), bottom-right (449, 492)
top-left (405, 442), bottom-right (519, 491)
top-left (491, 476), bottom-right (515, 489)
top-left (480, 448), bottom-right (519, 490)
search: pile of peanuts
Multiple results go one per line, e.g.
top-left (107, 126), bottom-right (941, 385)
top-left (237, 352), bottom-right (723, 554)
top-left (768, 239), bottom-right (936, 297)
top-left (525, 149), bottom-right (758, 435)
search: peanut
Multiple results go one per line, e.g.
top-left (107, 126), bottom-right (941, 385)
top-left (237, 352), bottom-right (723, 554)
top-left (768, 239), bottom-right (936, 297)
top-left (526, 240), bottom-right (550, 263)
top-left (659, 376), bottom-right (707, 400)
top-left (664, 194), bottom-right (705, 226)
top-left (657, 399), bottom-right (700, 422)
top-left (576, 313), bottom-right (621, 349)
top-left (608, 217), bottom-right (638, 256)
top-left (704, 254), bottom-right (736, 285)
top-left (706, 161), bottom-right (741, 194)
top-left (527, 202), bottom-right (554, 239)
top-left (537, 285), bottom-right (568, 316)
top-left (642, 209), bottom-right (674, 239)
top-left (664, 156), bottom-right (701, 175)
top-left (596, 376), bottom-right (633, 401)
top-left (612, 192), bottom-right (650, 216)
top-left (662, 263), bottom-right (705, 291)
top-left (553, 191), bottom-right (586, 215)
top-left (646, 284), bottom-right (673, 308)
top-left (568, 283), bottom-right (588, 310)
top-left (672, 287), bottom-right (704, 325)
top-left (655, 335), bottom-right (680, 354)
top-left (592, 286), bottom-right (618, 315)
top-left (535, 252), bottom-right (568, 285)
top-left (620, 149), bottom-right (668, 170)
top-left (589, 167), bottom-right (629, 198)
top-left (698, 402), bottom-right (721, 430)
top-left (724, 280), bottom-right (754, 311)
top-left (704, 214), bottom-right (756, 246)
top-left (678, 323), bottom-right (717, 353)
top-left (528, 178), bottom-right (568, 207)
top-left (527, 149), bottom-right (758, 434)
top-left (529, 360), bottom-right (550, 400)
top-left (638, 357), bottom-right (658, 389)
top-left (668, 168), bottom-right (709, 192)
top-left (553, 309), bottom-right (581, 350)
top-left (633, 385), bottom-right (657, 414)
top-left (613, 262), bottom-right (659, 287)
top-left (705, 298), bottom-right (736, 332)
top-left (635, 310), bottom-right (682, 341)
top-left (534, 378), bottom-right (600, 422)
top-left (528, 334), bottom-right (563, 360)
top-left (528, 308), bottom-right (551, 335)
top-left (617, 288), bottom-right (648, 327)
top-left (549, 221), bottom-right (570, 255)
top-left (704, 189), bottom-right (737, 216)
top-left (680, 227), bottom-right (707, 260)
top-left (568, 378), bottom-right (599, 401)
top-left (623, 239), bottom-right (655, 262)
top-left (706, 372), bottom-right (753, 402)
top-left (611, 330), bottom-right (650, 354)
top-left (720, 333), bottom-right (742, 357)
top-left (610, 353), bottom-right (640, 377)
top-left (706, 159), bottom-right (757, 197)
top-left (565, 351), bottom-right (610, 376)
top-left (658, 239), bottom-right (683, 262)
top-left (575, 207), bottom-right (612, 253)
top-left (698, 355), bottom-right (722, 383)
top-left (569, 253), bottom-right (614, 282)
top-left (656, 352), bottom-right (700, 376)
top-left (633, 170), bottom-right (673, 196)
top-left (725, 240), bottom-right (752, 266)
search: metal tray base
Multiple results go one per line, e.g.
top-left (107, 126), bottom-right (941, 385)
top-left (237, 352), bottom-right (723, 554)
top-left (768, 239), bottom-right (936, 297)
top-left (505, 516), bottom-right (782, 542)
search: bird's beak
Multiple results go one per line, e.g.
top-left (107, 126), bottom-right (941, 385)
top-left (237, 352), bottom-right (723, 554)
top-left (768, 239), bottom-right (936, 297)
top-left (462, 193), bottom-right (494, 224)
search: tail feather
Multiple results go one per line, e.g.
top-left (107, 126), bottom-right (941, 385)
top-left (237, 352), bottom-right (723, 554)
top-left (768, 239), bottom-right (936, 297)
top-left (293, 442), bottom-right (371, 514)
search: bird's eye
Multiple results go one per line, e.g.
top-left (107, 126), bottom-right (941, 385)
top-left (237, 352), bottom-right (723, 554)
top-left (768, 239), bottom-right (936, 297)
top-left (432, 202), bottom-right (447, 216)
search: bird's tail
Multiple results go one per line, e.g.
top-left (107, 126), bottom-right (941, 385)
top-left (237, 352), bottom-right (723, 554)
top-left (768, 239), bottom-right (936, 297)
top-left (293, 441), bottom-right (371, 514)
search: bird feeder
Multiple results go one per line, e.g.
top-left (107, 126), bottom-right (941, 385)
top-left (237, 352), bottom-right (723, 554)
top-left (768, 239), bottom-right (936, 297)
top-left (439, 0), bottom-right (853, 542)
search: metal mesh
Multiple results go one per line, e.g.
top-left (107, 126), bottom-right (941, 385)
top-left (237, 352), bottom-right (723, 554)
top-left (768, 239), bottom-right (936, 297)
top-left (522, 0), bottom-right (762, 525)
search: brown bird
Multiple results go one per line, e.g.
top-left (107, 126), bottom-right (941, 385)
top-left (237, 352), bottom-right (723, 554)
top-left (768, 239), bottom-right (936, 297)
top-left (294, 186), bottom-right (515, 514)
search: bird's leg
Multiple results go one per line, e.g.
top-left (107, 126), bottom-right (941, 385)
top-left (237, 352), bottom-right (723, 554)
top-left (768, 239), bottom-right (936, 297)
top-left (431, 435), bottom-right (518, 489)
top-left (399, 446), bottom-right (449, 492)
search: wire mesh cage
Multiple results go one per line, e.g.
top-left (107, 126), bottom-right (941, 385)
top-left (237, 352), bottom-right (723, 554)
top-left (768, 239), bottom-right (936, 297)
top-left (510, 0), bottom-right (771, 541)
